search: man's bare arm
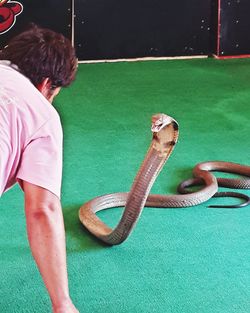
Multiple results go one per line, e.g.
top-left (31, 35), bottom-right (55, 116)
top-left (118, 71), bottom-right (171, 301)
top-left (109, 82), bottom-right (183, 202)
top-left (23, 181), bottom-right (79, 313)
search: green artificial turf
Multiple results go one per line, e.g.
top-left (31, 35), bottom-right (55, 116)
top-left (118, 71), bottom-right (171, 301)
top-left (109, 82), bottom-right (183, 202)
top-left (1, 58), bottom-right (250, 312)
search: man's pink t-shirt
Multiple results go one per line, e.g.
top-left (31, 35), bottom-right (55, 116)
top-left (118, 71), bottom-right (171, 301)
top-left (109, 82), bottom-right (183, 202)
top-left (0, 61), bottom-right (63, 198)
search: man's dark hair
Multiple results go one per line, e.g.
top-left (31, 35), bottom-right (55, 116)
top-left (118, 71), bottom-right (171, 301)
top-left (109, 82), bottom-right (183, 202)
top-left (0, 24), bottom-right (77, 88)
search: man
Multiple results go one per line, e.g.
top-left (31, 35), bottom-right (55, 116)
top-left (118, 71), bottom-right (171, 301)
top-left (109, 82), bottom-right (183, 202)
top-left (0, 25), bottom-right (79, 313)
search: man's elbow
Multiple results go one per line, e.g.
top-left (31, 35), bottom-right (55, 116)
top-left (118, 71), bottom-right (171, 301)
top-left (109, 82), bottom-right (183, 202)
top-left (28, 203), bottom-right (60, 220)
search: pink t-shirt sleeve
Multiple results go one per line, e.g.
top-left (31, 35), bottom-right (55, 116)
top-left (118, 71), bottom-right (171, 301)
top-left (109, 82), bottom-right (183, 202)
top-left (16, 117), bottom-right (63, 199)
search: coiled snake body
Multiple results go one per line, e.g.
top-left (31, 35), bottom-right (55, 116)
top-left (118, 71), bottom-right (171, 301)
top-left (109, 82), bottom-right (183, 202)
top-left (79, 114), bottom-right (250, 245)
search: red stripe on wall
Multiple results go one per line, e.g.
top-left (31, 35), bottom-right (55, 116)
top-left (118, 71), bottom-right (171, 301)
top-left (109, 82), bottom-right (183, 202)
top-left (217, 0), bottom-right (221, 56)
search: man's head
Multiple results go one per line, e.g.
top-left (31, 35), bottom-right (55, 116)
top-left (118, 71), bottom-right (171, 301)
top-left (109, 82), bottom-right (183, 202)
top-left (0, 24), bottom-right (78, 102)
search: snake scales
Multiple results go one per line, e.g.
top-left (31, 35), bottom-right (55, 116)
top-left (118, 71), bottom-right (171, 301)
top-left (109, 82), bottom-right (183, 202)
top-left (79, 113), bottom-right (250, 245)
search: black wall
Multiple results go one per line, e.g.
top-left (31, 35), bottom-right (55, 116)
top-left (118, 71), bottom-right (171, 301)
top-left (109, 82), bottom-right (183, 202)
top-left (0, 0), bottom-right (72, 48)
top-left (218, 0), bottom-right (250, 57)
top-left (74, 0), bottom-right (213, 60)
top-left (1, 1), bottom-right (250, 60)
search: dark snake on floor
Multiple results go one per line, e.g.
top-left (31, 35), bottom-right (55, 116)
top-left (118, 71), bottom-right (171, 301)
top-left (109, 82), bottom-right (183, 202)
top-left (79, 113), bottom-right (250, 245)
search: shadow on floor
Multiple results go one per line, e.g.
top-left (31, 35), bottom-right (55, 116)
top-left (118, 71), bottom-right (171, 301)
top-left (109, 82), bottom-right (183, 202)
top-left (63, 204), bottom-right (111, 252)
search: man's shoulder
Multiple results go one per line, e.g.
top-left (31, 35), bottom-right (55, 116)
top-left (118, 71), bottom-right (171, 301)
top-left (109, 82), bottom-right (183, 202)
top-left (0, 62), bottom-right (62, 143)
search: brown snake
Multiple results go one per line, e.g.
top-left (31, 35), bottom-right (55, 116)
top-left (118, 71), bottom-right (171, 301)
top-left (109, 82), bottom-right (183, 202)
top-left (79, 113), bottom-right (250, 245)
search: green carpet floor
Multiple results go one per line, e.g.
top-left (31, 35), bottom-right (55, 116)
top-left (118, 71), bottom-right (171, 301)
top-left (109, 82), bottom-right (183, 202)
top-left (1, 58), bottom-right (250, 312)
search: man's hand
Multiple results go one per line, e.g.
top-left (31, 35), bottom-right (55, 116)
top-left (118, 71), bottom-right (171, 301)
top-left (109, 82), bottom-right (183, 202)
top-left (53, 300), bottom-right (80, 313)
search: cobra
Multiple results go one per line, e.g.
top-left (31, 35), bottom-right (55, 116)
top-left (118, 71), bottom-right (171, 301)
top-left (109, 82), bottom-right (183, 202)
top-left (79, 113), bottom-right (250, 245)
